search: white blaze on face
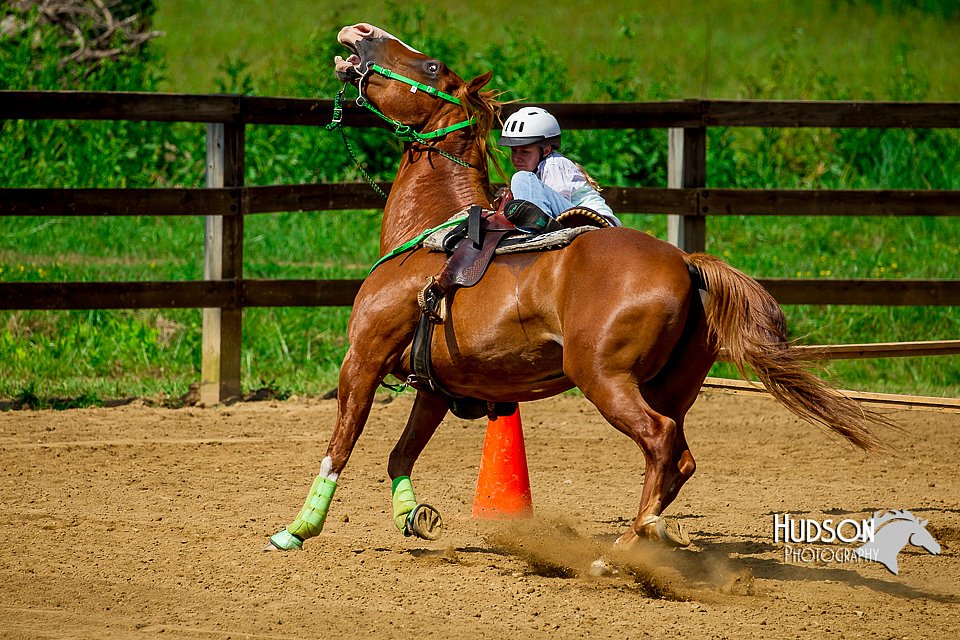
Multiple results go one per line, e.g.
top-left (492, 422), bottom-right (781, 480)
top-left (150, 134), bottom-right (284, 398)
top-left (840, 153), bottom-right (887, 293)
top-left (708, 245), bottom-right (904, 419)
top-left (334, 22), bottom-right (423, 73)
top-left (358, 23), bottom-right (423, 54)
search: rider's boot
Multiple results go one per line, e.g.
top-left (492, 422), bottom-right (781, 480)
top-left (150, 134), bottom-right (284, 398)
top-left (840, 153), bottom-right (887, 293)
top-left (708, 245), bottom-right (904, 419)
top-left (504, 199), bottom-right (564, 234)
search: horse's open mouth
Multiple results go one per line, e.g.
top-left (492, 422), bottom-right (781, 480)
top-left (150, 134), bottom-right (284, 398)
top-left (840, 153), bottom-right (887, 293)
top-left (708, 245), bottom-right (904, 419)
top-left (334, 52), bottom-right (363, 82)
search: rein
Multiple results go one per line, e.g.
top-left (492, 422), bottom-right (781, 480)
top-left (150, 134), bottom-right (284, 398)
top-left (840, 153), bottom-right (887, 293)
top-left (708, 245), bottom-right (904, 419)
top-left (368, 214), bottom-right (466, 274)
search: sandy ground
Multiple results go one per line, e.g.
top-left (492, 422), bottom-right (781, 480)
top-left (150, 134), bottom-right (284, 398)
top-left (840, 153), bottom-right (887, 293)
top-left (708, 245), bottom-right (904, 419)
top-left (0, 391), bottom-right (957, 639)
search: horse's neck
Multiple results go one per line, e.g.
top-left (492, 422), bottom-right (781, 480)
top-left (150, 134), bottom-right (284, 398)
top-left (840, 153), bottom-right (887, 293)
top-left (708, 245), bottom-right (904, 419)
top-left (378, 134), bottom-right (492, 255)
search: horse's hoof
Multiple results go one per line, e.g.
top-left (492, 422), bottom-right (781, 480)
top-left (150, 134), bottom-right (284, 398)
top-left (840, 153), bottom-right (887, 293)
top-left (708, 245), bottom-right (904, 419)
top-left (655, 516), bottom-right (691, 547)
top-left (623, 516), bottom-right (691, 548)
top-left (588, 558), bottom-right (619, 577)
top-left (404, 503), bottom-right (443, 540)
top-left (264, 530), bottom-right (304, 551)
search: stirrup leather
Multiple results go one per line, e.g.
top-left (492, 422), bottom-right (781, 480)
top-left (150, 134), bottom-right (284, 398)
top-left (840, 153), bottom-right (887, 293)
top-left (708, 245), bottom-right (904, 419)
top-left (417, 276), bottom-right (446, 324)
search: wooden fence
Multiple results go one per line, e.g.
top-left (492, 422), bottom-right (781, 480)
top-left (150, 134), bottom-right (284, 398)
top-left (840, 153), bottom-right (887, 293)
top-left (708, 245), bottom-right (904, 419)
top-left (1, 92), bottom-right (959, 405)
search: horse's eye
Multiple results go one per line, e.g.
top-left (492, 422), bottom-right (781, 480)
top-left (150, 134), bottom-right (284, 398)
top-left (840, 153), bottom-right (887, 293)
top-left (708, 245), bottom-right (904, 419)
top-left (425, 61), bottom-right (441, 75)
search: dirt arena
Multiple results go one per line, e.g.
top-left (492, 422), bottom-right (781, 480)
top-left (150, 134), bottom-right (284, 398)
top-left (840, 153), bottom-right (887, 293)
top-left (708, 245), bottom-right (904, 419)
top-left (1, 391), bottom-right (957, 639)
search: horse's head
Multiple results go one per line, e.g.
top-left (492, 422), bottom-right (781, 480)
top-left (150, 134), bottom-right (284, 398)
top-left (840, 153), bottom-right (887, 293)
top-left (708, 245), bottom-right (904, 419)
top-left (334, 23), bottom-right (495, 138)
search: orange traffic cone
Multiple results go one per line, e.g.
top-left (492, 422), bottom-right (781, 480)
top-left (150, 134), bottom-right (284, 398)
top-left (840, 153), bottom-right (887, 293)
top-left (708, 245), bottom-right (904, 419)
top-left (472, 406), bottom-right (533, 518)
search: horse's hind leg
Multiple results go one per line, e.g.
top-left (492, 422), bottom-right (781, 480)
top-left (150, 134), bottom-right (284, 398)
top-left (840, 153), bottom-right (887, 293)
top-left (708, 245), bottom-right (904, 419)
top-left (265, 346), bottom-right (389, 551)
top-left (623, 302), bottom-right (717, 545)
top-left (618, 410), bottom-right (696, 549)
top-left (637, 376), bottom-right (708, 529)
top-left (386, 390), bottom-right (449, 540)
top-left (577, 374), bottom-right (695, 548)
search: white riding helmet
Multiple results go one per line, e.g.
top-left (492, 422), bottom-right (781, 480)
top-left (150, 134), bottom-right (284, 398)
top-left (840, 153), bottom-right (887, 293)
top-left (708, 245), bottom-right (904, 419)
top-left (498, 107), bottom-right (562, 148)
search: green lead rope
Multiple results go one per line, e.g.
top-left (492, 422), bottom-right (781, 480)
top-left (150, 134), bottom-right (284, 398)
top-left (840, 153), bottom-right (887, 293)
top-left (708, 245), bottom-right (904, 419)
top-left (326, 86), bottom-right (390, 200)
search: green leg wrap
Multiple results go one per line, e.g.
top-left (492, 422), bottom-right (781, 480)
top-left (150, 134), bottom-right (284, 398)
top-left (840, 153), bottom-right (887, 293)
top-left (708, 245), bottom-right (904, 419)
top-left (392, 476), bottom-right (417, 533)
top-left (270, 474), bottom-right (337, 550)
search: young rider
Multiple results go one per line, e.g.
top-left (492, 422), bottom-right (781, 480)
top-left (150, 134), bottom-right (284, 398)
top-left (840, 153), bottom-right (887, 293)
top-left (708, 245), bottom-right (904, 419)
top-left (498, 106), bottom-right (621, 230)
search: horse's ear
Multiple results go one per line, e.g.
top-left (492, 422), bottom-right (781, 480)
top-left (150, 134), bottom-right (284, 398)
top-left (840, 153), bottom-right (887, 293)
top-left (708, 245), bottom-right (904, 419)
top-left (465, 70), bottom-right (493, 95)
top-left (921, 519), bottom-right (928, 527)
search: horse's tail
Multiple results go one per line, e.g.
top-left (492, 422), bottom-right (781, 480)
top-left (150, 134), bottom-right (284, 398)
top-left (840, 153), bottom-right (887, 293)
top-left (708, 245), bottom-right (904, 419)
top-left (684, 253), bottom-right (887, 451)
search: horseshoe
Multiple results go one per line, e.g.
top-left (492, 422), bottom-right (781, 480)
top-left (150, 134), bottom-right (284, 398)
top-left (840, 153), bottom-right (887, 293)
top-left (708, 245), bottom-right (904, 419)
top-left (403, 503), bottom-right (443, 540)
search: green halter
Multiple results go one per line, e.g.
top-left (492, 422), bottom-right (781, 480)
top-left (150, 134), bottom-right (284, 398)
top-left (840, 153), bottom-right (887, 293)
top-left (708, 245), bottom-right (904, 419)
top-left (357, 63), bottom-right (478, 143)
top-left (325, 60), bottom-right (481, 199)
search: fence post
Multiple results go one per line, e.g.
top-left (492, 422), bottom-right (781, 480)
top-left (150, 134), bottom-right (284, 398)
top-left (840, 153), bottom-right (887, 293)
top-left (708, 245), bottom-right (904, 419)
top-left (201, 122), bottom-right (245, 405)
top-left (667, 127), bottom-right (707, 253)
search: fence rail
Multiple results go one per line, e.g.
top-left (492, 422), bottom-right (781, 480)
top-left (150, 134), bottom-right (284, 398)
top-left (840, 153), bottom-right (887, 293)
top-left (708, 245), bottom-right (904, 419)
top-left (3, 278), bottom-right (959, 310)
top-left (1, 91), bottom-right (958, 403)
top-left (6, 92), bottom-right (960, 128)
top-left (5, 186), bottom-right (960, 218)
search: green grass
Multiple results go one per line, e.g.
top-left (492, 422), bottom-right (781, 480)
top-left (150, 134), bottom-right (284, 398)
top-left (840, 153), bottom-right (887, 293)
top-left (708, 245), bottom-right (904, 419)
top-left (1, 0), bottom-right (958, 405)
top-left (153, 0), bottom-right (960, 100)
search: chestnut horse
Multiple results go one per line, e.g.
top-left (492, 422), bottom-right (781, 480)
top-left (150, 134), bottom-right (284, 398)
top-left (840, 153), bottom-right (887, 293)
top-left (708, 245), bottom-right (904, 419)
top-left (265, 23), bottom-right (885, 552)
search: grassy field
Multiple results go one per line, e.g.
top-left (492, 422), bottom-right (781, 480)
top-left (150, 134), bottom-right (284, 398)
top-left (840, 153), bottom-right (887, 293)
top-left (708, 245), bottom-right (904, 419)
top-left (1, 0), bottom-right (958, 405)
top-left (152, 0), bottom-right (960, 101)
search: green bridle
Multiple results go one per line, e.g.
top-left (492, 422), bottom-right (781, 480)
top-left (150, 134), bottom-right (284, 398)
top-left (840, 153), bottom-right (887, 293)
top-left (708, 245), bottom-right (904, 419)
top-left (325, 60), bottom-right (482, 199)
top-left (356, 62), bottom-right (478, 144)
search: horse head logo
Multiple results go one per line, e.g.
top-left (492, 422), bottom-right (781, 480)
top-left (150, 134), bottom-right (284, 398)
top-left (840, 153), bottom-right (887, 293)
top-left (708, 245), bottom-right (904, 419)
top-left (855, 510), bottom-right (940, 575)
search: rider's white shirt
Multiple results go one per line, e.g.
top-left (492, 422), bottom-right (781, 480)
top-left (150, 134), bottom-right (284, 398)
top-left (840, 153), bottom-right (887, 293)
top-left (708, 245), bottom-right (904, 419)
top-left (536, 153), bottom-right (618, 224)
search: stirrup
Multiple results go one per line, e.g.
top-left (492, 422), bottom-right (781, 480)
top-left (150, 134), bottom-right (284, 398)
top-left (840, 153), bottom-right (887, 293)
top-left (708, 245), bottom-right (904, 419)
top-left (555, 207), bottom-right (613, 229)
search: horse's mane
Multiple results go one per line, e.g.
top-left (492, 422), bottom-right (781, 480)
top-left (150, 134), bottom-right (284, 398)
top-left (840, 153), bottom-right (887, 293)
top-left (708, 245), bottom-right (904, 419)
top-left (453, 83), bottom-right (510, 185)
top-left (454, 85), bottom-right (603, 193)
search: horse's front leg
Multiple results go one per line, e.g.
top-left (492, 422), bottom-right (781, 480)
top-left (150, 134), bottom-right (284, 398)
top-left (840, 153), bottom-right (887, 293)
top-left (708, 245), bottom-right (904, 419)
top-left (387, 390), bottom-right (449, 540)
top-left (265, 345), bottom-right (391, 551)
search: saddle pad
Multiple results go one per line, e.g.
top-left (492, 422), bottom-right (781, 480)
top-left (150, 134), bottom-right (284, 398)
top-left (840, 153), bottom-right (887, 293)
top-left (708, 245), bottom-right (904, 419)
top-left (495, 226), bottom-right (598, 254)
top-left (422, 220), bottom-right (598, 255)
